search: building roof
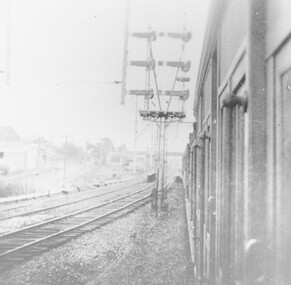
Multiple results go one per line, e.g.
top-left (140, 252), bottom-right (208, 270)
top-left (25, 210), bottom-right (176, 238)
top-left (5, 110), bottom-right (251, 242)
top-left (0, 127), bottom-right (21, 142)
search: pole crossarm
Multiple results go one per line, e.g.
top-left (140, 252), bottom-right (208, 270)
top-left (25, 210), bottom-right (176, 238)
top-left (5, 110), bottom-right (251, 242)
top-left (129, 60), bottom-right (155, 69)
top-left (129, 89), bottom-right (154, 99)
top-left (176, 77), bottom-right (190, 82)
top-left (158, 32), bottom-right (192, 42)
top-left (157, 89), bottom-right (189, 100)
top-left (167, 32), bottom-right (192, 42)
top-left (131, 31), bottom-right (157, 41)
top-left (131, 31), bottom-right (191, 42)
top-left (139, 110), bottom-right (186, 120)
top-left (157, 61), bottom-right (191, 72)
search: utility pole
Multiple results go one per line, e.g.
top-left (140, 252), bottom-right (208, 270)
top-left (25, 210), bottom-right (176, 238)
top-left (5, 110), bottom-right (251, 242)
top-left (5, 0), bottom-right (10, 85)
top-left (99, 143), bottom-right (102, 165)
top-left (133, 95), bottom-right (138, 175)
top-left (161, 120), bottom-right (166, 206)
top-left (150, 123), bottom-right (154, 169)
top-left (63, 135), bottom-right (68, 187)
top-left (121, 0), bottom-right (130, 105)
top-left (84, 148), bottom-right (87, 184)
top-left (157, 117), bottom-right (162, 189)
top-left (109, 141), bottom-right (112, 165)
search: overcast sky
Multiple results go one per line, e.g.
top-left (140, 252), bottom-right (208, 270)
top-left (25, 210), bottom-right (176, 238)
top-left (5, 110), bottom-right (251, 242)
top-left (0, 0), bottom-right (210, 151)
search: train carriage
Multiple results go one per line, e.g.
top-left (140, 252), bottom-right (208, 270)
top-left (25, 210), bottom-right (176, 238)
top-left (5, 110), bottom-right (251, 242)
top-left (183, 0), bottom-right (291, 284)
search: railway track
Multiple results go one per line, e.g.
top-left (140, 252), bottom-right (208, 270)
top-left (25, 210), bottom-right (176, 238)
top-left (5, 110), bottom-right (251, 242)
top-left (0, 175), bottom-right (146, 221)
top-left (0, 180), bottom-right (162, 271)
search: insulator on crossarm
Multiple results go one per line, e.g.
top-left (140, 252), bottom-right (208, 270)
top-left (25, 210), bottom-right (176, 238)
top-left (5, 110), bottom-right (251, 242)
top-left (181, 61), bottom-right (191, 72)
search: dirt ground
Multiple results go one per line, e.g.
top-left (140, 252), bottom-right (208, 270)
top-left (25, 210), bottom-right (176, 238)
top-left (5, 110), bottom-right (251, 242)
top-left (87, 179), bottom-right (194, 285)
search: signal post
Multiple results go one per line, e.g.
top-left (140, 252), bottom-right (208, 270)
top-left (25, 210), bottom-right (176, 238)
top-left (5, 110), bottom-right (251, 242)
top-left (121, 25), bottom-right (192, 214)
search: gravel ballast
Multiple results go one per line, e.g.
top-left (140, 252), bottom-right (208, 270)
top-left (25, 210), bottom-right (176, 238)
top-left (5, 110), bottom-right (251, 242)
top-left (0, 180), bottom-right (194, 285)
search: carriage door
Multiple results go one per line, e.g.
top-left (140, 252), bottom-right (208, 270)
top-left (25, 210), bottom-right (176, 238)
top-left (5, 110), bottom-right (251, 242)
top-left (201, 64), bottom-right (212, 281)
top-left (196, 96), bottom-right (205, 280)
top-left (273, 38), bottom-right (291, 284)
top-left (219, 73), bottom-right (247, 284)
top-left (201, 123), bottom-right (211, 280)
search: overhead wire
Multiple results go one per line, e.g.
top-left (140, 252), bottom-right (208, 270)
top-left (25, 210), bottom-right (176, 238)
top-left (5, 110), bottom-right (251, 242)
top-left (55, 81), bottom-right (122, 86)
top-left (136, 122), bottom-right (151, 139)
top-left (166, 42), bottom-right (186, 112)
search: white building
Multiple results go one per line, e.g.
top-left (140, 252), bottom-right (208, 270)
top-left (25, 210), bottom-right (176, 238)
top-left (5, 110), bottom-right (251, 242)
top-left (0, 143), bottom-right (39, 173)
top-left (0, 127), bottom-right (39, 173)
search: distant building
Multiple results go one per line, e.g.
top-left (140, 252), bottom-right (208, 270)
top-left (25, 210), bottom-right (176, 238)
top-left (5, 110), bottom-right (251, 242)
top-left (0, 143), bottom-right (39, 172)
top-left (0, 127), bottom-right (39, 173)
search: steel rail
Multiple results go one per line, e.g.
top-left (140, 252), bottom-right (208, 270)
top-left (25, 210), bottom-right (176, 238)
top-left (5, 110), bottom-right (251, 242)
top-left (0, 176), bottom-right (145, 221)
top-left (0, 188), bottom-right (156, 271)
top-left (0, 178), bottom-right (173, 270)
top-left (0, 174), bottom-right (144, 210)
top-left (0, 182), bottom-right (154, 241)
top-left (0, 192), bottom-right (151, 259)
